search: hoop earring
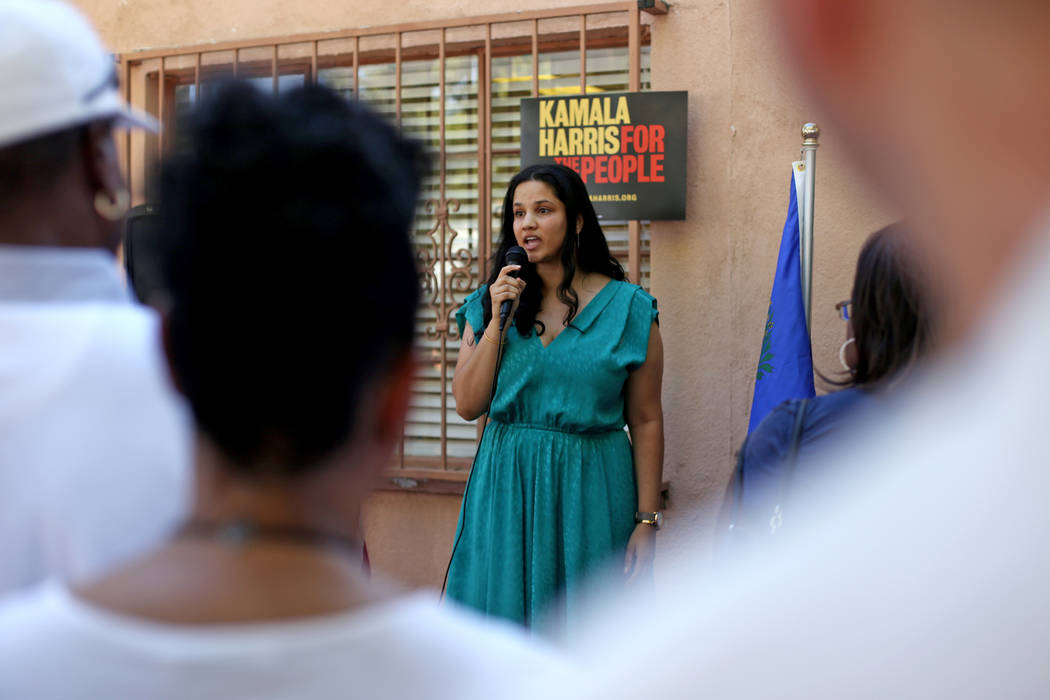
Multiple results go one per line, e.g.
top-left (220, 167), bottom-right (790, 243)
top-left (94, 189), bottom-right (130, 222)
top-left (839, 337), bottom-right (856, 372)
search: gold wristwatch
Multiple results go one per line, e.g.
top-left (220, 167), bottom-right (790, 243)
top-left (635, 511), bottom-right (663, 530)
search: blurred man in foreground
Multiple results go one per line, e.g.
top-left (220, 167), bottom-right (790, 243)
top-left (0, 0), bottom-right (190, 595)
top-left (548, 0), bottom-right (1050, 697)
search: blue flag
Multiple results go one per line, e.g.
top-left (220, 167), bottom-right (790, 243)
top-left (748, 164), bottom-right (815, 433)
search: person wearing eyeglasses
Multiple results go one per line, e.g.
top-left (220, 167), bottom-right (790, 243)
top-left (727, 223), bottom-right (934, 542)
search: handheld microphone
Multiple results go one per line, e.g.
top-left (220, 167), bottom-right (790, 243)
top-left (498, 246), bottom-right (528, 332)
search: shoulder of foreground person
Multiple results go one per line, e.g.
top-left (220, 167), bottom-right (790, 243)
top-left (408, 596), bottom-right (575, 676)
top-left (0, 301), bottom-right (177, 389)
top-left (25, 302), bottom-right (189, 438)
top-left (0, 585), bottom-right (574, 699)
top-left (0, 303), bottom-right (191, 593)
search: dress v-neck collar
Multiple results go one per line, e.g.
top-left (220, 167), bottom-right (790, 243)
top-left (534, 279), bottom-right (619, 350)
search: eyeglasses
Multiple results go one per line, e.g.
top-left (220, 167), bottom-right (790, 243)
top-left (835, 299), bottom-right (852, 321)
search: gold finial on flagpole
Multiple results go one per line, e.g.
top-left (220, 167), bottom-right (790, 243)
top-left (802, 122), bottom-right (820, 143)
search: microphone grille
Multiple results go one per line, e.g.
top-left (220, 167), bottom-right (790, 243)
top-left (505, 245), bottom-right (528, 267)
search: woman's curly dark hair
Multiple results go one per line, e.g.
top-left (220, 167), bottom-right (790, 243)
top-left (477, 163), bottom-right (625, 339)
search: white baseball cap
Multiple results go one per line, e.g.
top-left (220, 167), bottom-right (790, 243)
top-left (0, 0), bottom-right (157, 149)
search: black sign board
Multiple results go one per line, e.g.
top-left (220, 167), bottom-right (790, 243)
top-left (519, 90), bottom-right (687, 220)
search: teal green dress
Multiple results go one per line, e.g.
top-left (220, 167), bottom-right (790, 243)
top-left (446, 279), bottom-right (659, 628)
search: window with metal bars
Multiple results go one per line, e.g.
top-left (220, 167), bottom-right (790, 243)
top-left (121, 4), bottom-right (654, 488)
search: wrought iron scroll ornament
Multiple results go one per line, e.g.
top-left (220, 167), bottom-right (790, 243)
top-left (417, 198), bottom-right (472, 342)
top-left (417, 198), bottom-right (442, 330)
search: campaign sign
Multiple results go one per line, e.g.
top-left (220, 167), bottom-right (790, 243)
top-left (519, 91), bottom-right (687, 220)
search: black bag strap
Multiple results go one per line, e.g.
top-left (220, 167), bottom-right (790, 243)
top-left (724, 438), bottom-right (747, 537)
top-left (769, 397), bottom-right (810, 534)
top-left (784, 397), bottom-right (810, 479)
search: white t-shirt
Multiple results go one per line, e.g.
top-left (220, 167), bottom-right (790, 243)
top-left (536, 211), bottom-right (1050, 698)
top-left (0, 583), bottom-right (569, 699)
top-left (0, 246), bottom-right (191, 594)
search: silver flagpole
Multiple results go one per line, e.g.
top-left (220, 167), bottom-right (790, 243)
top-left (800, 123), bottom-right (820, 334)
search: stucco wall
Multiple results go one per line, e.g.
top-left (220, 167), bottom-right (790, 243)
top-left (76, 0), bottom-right (891, 589)
top-left (74, 0), bottom-right (612, 52)
top-left (362, 492), bottom-right (461, 589)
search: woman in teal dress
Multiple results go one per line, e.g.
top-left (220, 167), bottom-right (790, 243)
top-left (446, 163), bottom-right (664, 629)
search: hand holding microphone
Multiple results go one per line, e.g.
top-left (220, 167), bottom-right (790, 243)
top-left (490, 246), bottom-right (528, 334)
